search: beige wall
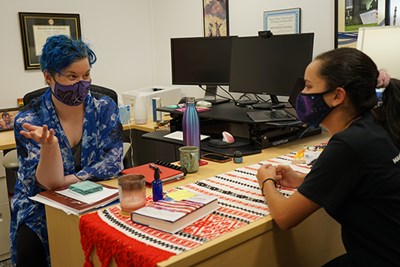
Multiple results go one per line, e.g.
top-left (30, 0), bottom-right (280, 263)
top-left (0, 0), bottom-right (335, 109)
top-left (150, 0), bottom-right (335, 98)
top-left (0, 0), bottom-right (153, 109)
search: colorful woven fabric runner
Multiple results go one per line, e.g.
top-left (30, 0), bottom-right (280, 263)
top-left (79, 152), bottom-right (311, 267)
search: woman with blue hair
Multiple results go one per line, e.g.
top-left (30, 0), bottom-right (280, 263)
top-left (10, 35), bottom-right (123, 266)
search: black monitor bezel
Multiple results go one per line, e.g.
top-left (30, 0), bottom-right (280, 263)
top-left (170, 36), bottom-right (235, 86)
top-left (228, 33), bottom-right (314, 97)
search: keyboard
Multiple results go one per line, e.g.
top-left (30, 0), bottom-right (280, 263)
top-left (247, 110), bottom-right (297, 123)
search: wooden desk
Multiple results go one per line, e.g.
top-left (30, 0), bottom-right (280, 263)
top-left (0, 131), bottom-right (16, 151)
top-left (46, 131), bottom-right (345, 267)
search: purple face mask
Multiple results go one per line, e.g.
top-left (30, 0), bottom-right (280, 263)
top-left (295, 91), bottom-right (334, 127)
top-left (52, 80), bottom-right (91, 106)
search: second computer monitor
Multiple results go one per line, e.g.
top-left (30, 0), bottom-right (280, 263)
top-left (229, 33), bottom-right (314, 108)
top-left (171, 36), bottom-right (235, 104)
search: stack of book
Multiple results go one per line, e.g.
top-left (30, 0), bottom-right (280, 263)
top-left (30, 183), bottom-right (119, 215)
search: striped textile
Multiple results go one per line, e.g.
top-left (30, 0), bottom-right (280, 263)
top-left (79, 152), bottom-right (311, 267)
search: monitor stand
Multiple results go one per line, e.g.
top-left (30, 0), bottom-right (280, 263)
top-left (202, 85), bottom-right (230, 104)
top-left (251, 94), bottom-right (285, 109)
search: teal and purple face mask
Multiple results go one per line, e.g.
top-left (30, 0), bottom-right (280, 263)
top-left (295, 91), bottom-right (334, 127)
top-left (52, 80), bottom-right (91, 106)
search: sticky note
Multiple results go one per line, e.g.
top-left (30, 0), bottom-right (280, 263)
top-left (166, 190), bottom-right (196, 201)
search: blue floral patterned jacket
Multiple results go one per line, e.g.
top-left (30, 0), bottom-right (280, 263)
top-left (10, 88), bottom-right (123, 266)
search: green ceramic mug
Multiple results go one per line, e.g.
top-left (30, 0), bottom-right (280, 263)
top-left (179, 146), bottom-right (199, 173)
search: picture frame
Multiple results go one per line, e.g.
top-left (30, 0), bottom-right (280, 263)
top-left (334, 0), bottom-right (389, 48)
top-left (0, 108), bottom-right (19, 132)
top-left (263, 8), bottom-right (301, 35)
top-left (19, 12), bottom-right (81, 70)
top-left (203, 0), bottom-right (229, 37)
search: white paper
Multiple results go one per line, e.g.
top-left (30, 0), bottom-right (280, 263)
top-left (30, 195), bottom-right (78, 215)
top-left (33, 25), bottom-right (71, 56)
top-left (56, 187), bottom-right (118, 204)
top-left (164, 131), bottom-right (210, 141)
top-left (359, 9), bottom-right (378, 25)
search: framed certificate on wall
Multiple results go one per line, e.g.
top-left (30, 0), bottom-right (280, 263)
top-left (19, 12), bottom-right (81, 70)
top-left (263, 8), bottom-right (301, 35)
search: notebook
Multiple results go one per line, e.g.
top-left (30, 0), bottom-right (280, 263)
top-left (247, 78), bottom-right (305, 123)
top-left (30, 184), bottom-right (118, 215)
top-left (121, 161), bottom-right (186, 186)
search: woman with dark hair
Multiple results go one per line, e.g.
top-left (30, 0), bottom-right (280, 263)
top-left (256, 47), bottom-right (400, 266)
top-left (10, 35), bottom-right (123, 266)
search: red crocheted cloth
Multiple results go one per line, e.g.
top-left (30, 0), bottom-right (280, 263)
top-left (80, 212), bottom-right (174, 267)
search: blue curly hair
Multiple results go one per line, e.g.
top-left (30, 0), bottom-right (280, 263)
top-left (39, 35), bottom-right (97, 75)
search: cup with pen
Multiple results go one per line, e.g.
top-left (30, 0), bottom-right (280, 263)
top-left (118, 174), bottom-right (146, 216)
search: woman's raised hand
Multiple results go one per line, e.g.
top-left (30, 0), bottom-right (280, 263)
top-left (20, 123), bottom-right (58, 146)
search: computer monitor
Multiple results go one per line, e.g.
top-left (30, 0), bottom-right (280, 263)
top-left (229, 33), bottom-right (314, 109)
top-left (170, 36), bottom-right (235, 104)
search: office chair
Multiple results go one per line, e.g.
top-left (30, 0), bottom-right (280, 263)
top-left (2, 85), bottom-right (132, 195)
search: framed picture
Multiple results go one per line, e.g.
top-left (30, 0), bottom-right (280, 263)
top-left (263, 8), bottom-right (301, 35)
top-left (0, 108), bottom-right (19, 132)
top-left (19, 12), bottom-right (81, 70)
top-left (203, 0), bottom-right (229, 37)
top-left (334, 0), bottom-right (389, 48)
